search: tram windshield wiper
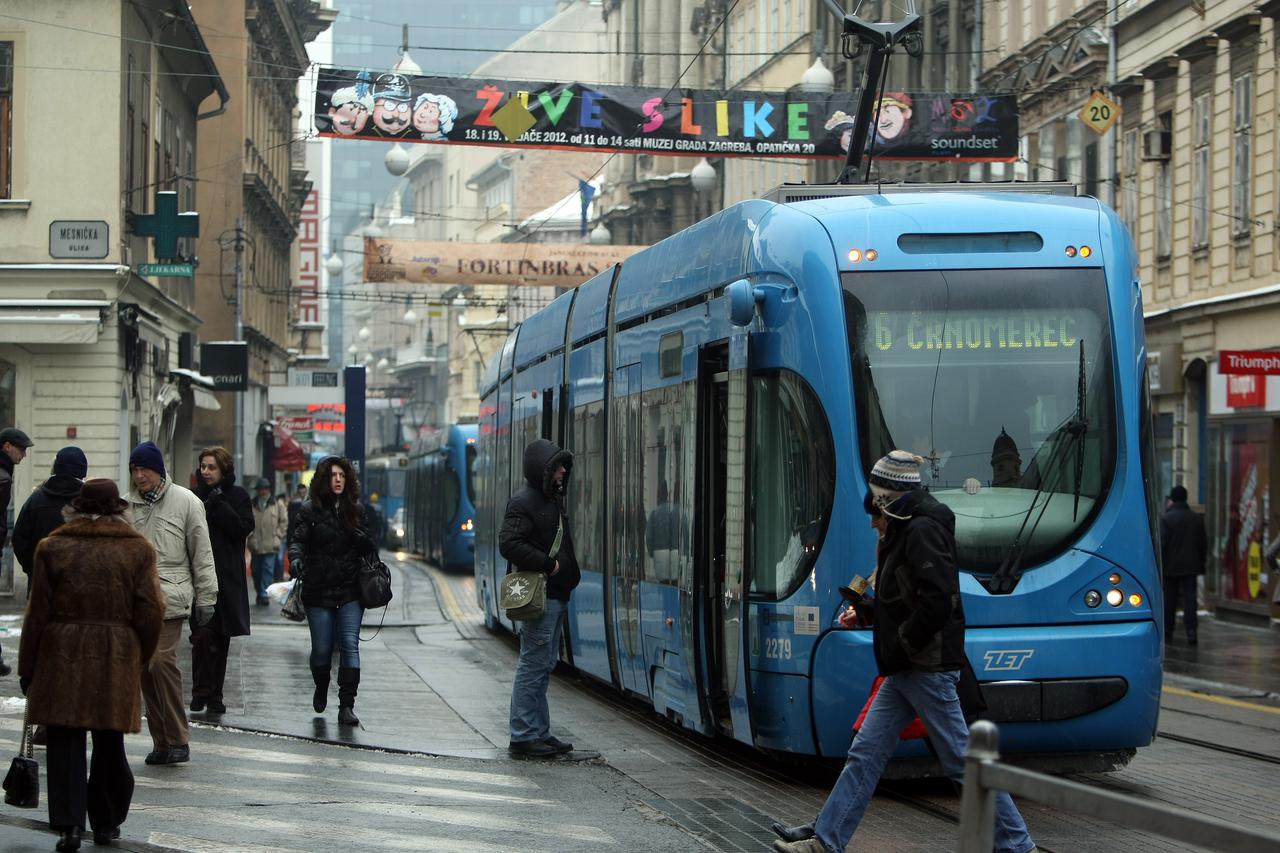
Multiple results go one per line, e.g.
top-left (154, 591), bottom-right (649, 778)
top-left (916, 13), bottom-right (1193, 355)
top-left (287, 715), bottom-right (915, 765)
top-left (982, 340), bottom-right (1089, 596)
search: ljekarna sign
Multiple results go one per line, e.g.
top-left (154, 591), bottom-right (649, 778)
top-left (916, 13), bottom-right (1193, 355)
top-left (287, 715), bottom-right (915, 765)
top-left (315, 68), bottom-right (1019, 163)
top-left (364, 239), bottom-right (644, 287)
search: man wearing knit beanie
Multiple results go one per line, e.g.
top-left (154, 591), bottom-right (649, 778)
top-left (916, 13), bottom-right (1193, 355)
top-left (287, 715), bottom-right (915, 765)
top-left (773, 452), bottom-right (1037, 853)
top-left (126, 441), bottom-right (218, 766)
top-left (13, 446), bottom-right (88, 577)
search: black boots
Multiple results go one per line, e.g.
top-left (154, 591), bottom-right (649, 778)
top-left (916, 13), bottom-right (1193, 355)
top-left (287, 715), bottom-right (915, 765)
top-left (337, 666), bottom-right (360, 726)
top-left (310, 665), bottom-right (331, 713)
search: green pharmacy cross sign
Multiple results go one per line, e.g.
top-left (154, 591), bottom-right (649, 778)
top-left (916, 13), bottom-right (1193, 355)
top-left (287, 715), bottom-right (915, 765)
top-left (128, 190), bottom-right (199, 261)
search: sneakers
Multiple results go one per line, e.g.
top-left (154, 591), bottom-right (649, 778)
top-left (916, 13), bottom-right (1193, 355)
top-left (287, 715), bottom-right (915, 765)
top-left (773, 838), bottom-right (825, 853)
top-left (770, 821), bottom-right (816, 842)
top-left (508, 739), bottom-right (560, 758)
top-left (189, 697), bottom-right (206, 713)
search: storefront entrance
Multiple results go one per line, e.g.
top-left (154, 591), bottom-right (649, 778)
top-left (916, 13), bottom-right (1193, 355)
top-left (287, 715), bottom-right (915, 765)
top-left (1206, 419), bottom-right (1278, 612)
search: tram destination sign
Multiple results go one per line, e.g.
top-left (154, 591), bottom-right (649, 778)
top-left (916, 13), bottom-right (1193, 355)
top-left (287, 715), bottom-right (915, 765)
top-left (314, 68), bottom-right (1019, 162)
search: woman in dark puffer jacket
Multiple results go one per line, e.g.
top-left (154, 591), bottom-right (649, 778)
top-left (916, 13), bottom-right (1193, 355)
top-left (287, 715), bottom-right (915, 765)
top-left (287, 456), bottom-right (376, 726)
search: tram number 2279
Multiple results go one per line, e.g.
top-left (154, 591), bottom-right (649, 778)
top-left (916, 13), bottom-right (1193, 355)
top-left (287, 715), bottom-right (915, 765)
top-left (764, 637), bottom-right (793, 660)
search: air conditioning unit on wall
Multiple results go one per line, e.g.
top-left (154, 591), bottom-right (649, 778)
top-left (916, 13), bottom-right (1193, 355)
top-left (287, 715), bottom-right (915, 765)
top-left (1142, 129), bottom-right (1172, 161)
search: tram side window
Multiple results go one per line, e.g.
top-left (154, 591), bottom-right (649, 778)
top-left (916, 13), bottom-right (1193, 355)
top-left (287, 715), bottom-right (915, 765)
top-left (465, 445), bottom-right (477, 504)
top-left (568, 401), bottom-right (605, 572)
top-left (641, 384), bottom-right (693, 585)
top-left (750, 371), bottom-right (835, 599)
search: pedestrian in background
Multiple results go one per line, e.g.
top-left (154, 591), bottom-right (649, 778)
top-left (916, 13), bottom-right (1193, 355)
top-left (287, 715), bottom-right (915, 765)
top-left (0, 425), bottom-right (33, 676)
top-left (126, 441), bottom-right (218, 765)
top-left (289, 456), bottom-right (376, 726)
top-left (249, 478), bottom-right (287, 605)
top-left (285, 483), bottom-right (308, 577)
top-left (500, 438), bottom-right (581, 758)
top-left (772, 451), bottom-right (1036, 853)
top-left (191, 447), bottom-right (253, 714)
top-left (14, 446), bottom-right (87, 576)
top-left (1161, 484), bottom-right (1207, 645)
top-left (19, 479), bottom-right (164, 852)
top-left (274, 491), bottom-right (290, 583)
top-left (364, 492), bottom-right (385, 550)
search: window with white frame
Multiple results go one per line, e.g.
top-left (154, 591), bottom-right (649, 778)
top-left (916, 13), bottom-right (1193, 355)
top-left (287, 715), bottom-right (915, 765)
top-left (1191, 93), bottom-right (1209, 248)
top-left (1231, 72), bottom-right (1251, 237)
top-left (1122, 128), bottom-right (1138, 234)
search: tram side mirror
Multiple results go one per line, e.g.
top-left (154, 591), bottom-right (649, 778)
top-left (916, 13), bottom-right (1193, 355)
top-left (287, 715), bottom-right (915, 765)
top-left (727, 279), bottom-right (761, 327)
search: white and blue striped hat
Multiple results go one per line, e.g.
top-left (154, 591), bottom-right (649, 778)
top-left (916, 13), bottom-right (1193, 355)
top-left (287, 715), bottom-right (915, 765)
top-left (869, 450), bottom-right (923, 492)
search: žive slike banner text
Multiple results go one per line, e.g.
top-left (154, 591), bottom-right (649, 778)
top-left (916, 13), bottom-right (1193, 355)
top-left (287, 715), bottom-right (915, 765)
top-left (314, 68), bottom-right (1019, 162)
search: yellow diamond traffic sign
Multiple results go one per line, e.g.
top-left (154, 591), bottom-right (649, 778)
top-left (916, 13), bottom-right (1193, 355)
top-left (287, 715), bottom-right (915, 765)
top-left (1079, 91), bottom-right (1121, 136)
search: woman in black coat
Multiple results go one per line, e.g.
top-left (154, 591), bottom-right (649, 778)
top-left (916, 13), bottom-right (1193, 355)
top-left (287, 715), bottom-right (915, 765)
top-left (288, 456), bottom-right (375, 726)
top-left (191, 447), bottom-right (254, 714)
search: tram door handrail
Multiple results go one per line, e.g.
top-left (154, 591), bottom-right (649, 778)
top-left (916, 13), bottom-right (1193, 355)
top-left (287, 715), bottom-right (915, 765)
top-left (958, 720), bottom-right (1277, 852)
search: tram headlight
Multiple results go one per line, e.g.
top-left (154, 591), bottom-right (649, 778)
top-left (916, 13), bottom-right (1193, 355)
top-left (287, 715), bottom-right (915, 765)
top-left (396, 528), bottom-right (405, 538)
top-left (848, 249), bottom-right (863, 262)
top-left (865, 249), bottom-right (878, 261)
top-left (1079, 245), bottom-right (1092, 258)
top-left (461, 518), bottom-right (474, 532)
top-left (1108, 572), bottom-right (1121, 585)
top-left (1129, 593), bottom-right (1143, 607)
top-left (1065, 245), bottom-right (1077, 257)
top-left (1105, 588), bottom-right (1124, 607)
top-left (1084, 590), bottom-right (1102, 608)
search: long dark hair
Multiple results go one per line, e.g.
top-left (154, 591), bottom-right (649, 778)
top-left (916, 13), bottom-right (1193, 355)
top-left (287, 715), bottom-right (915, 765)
top-left (310, 456), bottom-right (362, 529)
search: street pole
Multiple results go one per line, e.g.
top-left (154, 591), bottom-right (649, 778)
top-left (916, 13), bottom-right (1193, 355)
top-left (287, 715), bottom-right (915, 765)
top-left (233, 218), bottom-right (245, 477)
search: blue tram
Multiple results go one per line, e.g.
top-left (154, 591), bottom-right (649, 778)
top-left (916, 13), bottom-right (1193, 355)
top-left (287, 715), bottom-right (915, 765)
top-left (474, 183), bottom-right (1162, 769)
top-left (406, 424), bottom-right (478, 571)
top-left (363, 452), bottom-right (408, 532)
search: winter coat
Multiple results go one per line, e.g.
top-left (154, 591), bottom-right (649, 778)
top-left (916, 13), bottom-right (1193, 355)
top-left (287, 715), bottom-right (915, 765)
top-left (12, 474), bottom-right (82, 574)
top-left (288, 499), bottom-right (375, 608)
top-left (0, 452), bottom-right (13, 550)
top-left (248, 495), bottom-right (287, 555)
top-left (872, 489), bottom-right (966, 676)
top-left (499, 438), bottom-right (580, 602)
top-left (126, 478), bottom-right (218, 620)
top-left (194, 473), bottom-right (254, 637)
top-left (1160, 501), bottom-right (1207, 578)
top-left (19, 516), bottom-right (165, 732)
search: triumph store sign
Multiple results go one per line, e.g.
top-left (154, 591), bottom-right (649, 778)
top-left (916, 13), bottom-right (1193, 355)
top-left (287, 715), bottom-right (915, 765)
top-left (315, 68), bottom-right (1019, 162)
top-left (364, 238), bottom-right (644, 287)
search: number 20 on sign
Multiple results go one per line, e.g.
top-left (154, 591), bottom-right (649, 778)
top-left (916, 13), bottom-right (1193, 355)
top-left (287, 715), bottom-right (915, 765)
top-left (1079, 91), bottom-right (1121, 136)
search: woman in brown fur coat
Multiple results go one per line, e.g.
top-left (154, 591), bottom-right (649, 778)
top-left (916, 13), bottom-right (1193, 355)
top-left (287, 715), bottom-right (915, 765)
top-left (19, 479), bottom-right (164, 852)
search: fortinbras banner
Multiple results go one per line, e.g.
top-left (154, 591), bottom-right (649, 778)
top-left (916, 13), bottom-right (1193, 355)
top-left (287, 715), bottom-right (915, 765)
top-left (364, 238), bottom-right (645, 287)
top-left (314, 68), bottom-right (1018, 162)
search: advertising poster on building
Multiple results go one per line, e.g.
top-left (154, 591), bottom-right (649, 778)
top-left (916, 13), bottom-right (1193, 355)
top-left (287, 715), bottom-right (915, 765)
top-left (315, 68), bottom-right (1019, 162)
top-left (363, 238), bottom-right (644, 287)
top-left (1225, 437), bottom-right (1265, 603)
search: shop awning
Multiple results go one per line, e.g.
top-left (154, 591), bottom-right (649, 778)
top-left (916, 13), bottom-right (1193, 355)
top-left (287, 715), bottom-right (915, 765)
top-left (192, 386), bottom-right (221, 411)
top-left (0, 300), bottom-right (109, 344)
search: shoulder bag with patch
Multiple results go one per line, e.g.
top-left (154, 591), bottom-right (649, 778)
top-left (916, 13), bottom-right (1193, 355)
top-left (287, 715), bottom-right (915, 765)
top-left (500, 514), bottom-right (562, 621)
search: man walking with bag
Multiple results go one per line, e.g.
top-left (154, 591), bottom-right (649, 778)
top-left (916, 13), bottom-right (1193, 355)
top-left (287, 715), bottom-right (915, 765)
top-left (772, 451), bottom-right (1037, 853)
top-left (499, 438), bottom-right (581, 758)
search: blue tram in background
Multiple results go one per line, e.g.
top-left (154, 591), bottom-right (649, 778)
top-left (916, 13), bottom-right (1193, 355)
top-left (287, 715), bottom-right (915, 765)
top-left (364, 452), bottom-right (408, 533)
top-left (406, 424), bottom-right (478, 571)
top-left (474, 183), bottom-right (1162, 771)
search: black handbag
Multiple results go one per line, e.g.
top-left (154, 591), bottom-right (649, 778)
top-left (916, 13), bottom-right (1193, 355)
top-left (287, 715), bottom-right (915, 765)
top-left (3, 710), bottom-right (39, 809)
top-left (358, 555), bottom-right (393, 609)
top-left (281, 578), bottom-right (306, 622)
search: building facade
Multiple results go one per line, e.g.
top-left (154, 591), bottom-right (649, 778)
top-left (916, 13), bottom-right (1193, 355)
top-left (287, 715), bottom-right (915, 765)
top-left (0, 0), bottom-right (227, 516)
top-left (190, 0), bottom-right (334, 482)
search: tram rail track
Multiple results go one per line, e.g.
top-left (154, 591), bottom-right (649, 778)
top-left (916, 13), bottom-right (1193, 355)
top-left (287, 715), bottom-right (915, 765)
top-left (1155, 730), bottom-right (1280, 766)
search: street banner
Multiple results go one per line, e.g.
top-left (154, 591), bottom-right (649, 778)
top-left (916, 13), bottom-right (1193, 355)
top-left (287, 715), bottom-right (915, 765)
top-left (364, 238), bottom-right (644, 287)
top-left (314, 68), bottom-right (1018, 162)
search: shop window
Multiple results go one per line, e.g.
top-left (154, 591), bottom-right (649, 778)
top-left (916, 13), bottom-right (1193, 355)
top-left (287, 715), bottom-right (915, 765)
top-left (0, 42), bottom-right (12, 198)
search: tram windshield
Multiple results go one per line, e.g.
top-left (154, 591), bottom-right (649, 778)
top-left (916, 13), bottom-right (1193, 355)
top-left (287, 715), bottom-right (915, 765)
top-left (843, 268), bottom-right (1116, 573)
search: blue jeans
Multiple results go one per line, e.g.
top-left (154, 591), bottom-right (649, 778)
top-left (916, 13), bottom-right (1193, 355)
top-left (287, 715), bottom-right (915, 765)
top-left (508, 598), bottom-right (566, 744)
top-left (814, 669), bottom-right (1036, 853)
top-left (305, 599), bottom-right (364, 669)
top-left (250, 553), bottom-right (278, 600)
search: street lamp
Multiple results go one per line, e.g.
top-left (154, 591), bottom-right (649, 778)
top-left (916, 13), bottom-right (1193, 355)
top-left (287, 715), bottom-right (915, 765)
top-left (589, 222), bottom-right (612, 245)
top-left (385, 143), bottom-right (410, 177)
top-left (363, 220), bottom-right (383, 239)
top-left (377, 356), bottom-right (390, 370)
top-left (403, 306), bottom-right (418, 323)
top-left (324, 250), bottom-right (343, 277)
top-left (799, 57), bottom-right (835, 95)
top-left (358, 325), bottom-right (371, 341)
top-left (691, 158), bottom-right (717, 193)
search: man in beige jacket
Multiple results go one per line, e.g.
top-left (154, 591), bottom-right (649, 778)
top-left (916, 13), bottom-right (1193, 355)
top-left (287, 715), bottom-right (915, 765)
top-left (126, 441), bottom-right (217, 766)
top-left (248, 477), bottom-right (287, 605)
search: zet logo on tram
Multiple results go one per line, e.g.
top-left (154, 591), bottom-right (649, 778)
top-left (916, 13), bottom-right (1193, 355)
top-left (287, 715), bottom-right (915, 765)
top-left (983, 649), bottom-right (1036, 672)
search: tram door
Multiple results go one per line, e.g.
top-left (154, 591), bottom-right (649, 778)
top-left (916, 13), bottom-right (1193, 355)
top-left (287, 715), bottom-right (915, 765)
top-left (697, 344), bottom-right (753, 743)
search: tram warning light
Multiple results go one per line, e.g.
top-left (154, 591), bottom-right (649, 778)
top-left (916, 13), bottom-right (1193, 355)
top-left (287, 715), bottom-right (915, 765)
top-left (1105, 589), bottom-right (1124, 607)
top-left (1128, 593), bottom-right (1143, 607)
top-left (1084, 590), bottom-right (1101, 608)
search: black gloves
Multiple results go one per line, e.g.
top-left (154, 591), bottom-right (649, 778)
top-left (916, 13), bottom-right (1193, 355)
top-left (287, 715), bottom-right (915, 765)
top-left (19, 677), bottom-right (30, 696)
top-left (193, 605), bottom-right (216, 627)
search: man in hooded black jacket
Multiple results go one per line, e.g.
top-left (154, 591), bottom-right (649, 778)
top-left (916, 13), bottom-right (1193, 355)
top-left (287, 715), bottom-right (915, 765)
top-left (499, 438), bottom-right (581, 758)
top-left (13, 446), bottom-right (87, 576)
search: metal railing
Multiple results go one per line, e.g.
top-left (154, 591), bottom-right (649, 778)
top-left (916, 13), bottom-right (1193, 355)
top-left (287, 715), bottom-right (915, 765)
top-left (958, 720), bottom-right (1278, 852)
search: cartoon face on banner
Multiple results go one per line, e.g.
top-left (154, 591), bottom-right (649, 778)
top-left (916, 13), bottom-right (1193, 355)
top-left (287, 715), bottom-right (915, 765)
top-left (823, 110), bottom-right (857, 154)
top-left (372, 73), bottom-right (412, 136)
top-left (327, 81), bottom-right (373, 136)
top-left (413, 93), bottom-right (459, 140)
top-left (874, 92), bottom-right (913, 145)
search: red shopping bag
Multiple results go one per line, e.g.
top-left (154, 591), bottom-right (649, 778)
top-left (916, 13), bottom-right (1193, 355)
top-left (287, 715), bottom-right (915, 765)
top-left (852, 676), bottom-right (928, 740)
